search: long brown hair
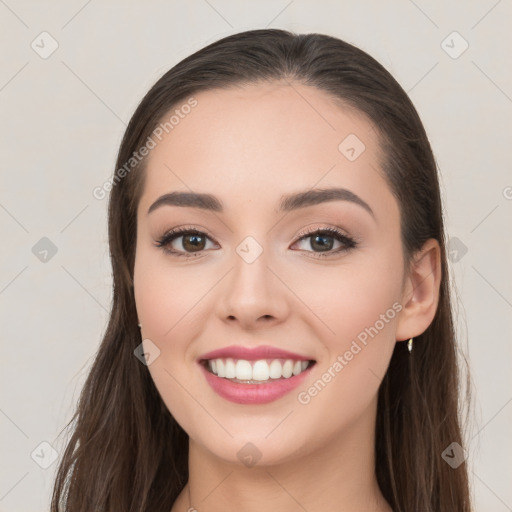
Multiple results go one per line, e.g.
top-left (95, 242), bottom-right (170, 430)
top-left (51, 29), bottom-right (473, 511)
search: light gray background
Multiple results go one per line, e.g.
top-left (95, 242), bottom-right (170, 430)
top-left (1, 1), bottom-right (511, 510)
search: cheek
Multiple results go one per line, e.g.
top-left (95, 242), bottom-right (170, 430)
top-left (291, 251), bottom-right (402, 348)
top-left (133, 247), bottom-right (212, 343)
top-left (292, 252), bottom-right (403, 416)
top-left (310, 253), bottom-right (402, 400)
top-left (133, 249), bottom-right (213, 432)
top-left (293, 271), bottom-right (401, 437)
top-left (328, 269), bottom-right (400, 345)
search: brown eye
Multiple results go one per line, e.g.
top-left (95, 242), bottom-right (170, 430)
top-left (155, 228), bottom-right (217, 258)
top-left (292, 227), bottom-right (358, 258)
top-left (181, 233), bottom-right (207, 252)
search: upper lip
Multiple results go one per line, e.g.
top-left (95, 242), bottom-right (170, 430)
top-left (199, 345), bottom-right (313, 362)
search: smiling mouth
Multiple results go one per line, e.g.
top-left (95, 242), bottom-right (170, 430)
top-left (200, 357), bottom-right (316, 384)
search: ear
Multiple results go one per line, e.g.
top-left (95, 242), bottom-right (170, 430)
top-left (395, 238), bottom-right (442, 343)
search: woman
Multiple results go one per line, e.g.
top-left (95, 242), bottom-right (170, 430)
top-left (51, 29), bottom-right (473, 511)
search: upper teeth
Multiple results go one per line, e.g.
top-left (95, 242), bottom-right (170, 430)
top-left (207, 358), bottom-right (310, 381)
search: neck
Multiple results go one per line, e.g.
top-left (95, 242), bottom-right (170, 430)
top-left (171, 396), bottom-right (392, 512)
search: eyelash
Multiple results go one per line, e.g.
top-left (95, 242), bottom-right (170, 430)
top-left (154, 225), bottom-right (358, 259)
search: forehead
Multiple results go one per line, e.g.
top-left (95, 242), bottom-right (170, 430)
top-left (138, 81), bottom-right (397, 223)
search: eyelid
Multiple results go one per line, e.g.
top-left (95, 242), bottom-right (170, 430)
top-left (158, 224), bottom-right (218, 244)
top-left (291, 225), bottom-right (358, 253)
top-left (295, 223), bottom-right (349, 239)
top-left (153, 225), bottom-right (219, 255)
top-left (155, 223), bottom-right (359, 258)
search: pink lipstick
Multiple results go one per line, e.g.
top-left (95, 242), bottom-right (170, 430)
top-left (198, 345), bottom-right (315, 405)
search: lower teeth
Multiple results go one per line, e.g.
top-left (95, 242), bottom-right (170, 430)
top-left (226, 377), bottom-right (285, 384)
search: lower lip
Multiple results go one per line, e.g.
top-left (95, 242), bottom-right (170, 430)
top-left (198, 361), bottom-right (314, 404)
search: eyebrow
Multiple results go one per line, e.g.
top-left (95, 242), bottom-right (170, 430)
top-left (147, 187), bottom-right (375, 219)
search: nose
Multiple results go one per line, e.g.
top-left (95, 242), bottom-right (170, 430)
top-left (217, 243), bottom-right (290, 330)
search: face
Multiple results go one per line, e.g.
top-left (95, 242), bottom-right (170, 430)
top-left (133, 81), bottom-right (406, 466)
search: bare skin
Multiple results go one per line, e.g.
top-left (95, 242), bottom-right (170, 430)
top-left (133, 80), bottom-right (441, 512)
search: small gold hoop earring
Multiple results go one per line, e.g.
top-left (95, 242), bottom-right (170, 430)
top-left (407, 337), bottom-right (414, 353)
